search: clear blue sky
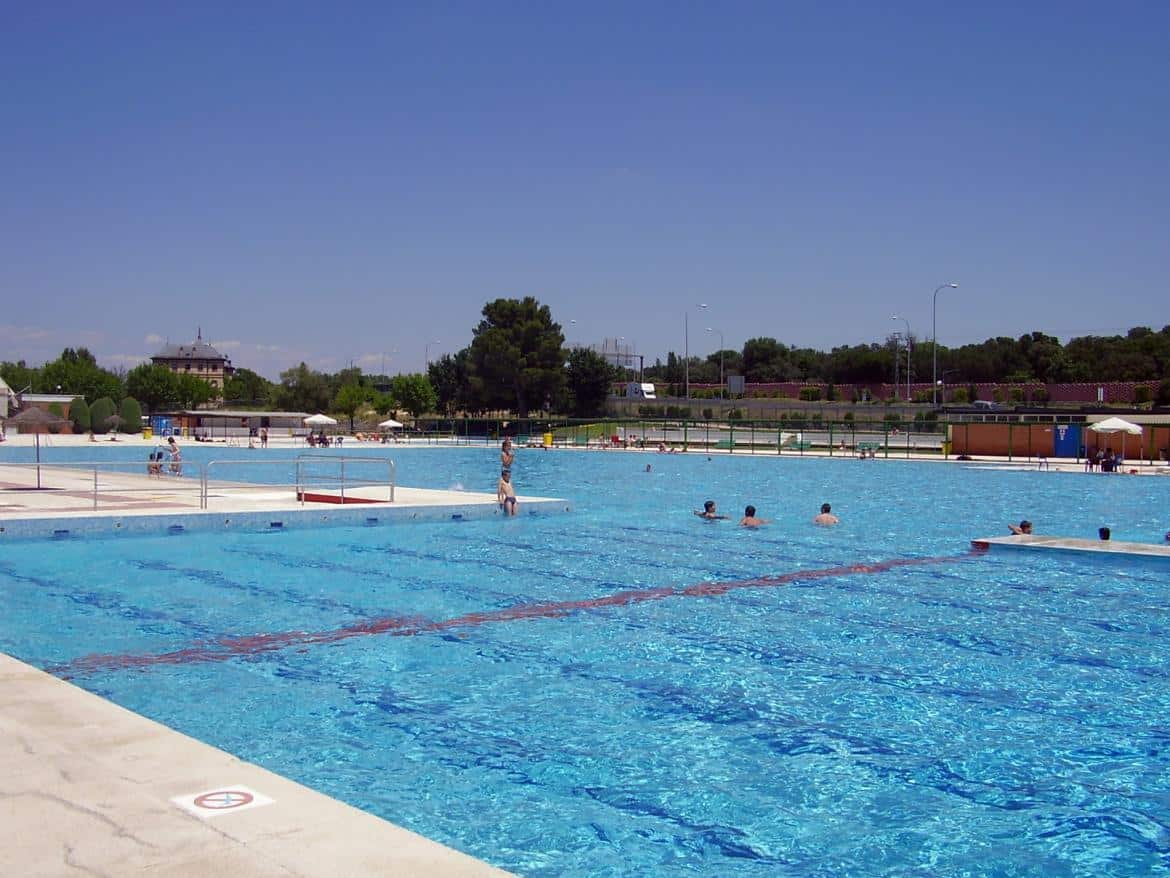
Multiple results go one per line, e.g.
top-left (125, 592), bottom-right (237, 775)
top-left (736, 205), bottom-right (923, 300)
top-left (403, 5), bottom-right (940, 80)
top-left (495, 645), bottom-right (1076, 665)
top-left (3, 2), bottom-right (1167, 379)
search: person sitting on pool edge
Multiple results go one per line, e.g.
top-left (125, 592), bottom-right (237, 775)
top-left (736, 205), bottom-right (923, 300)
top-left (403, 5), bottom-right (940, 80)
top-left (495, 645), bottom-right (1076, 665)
top-left (739, 505), bottom-right (769, 527)
top-left (497, 469), bottom-right (517, 516)
top-left (813, 503), bottom-right (839, 526)
top-left (1098, 526), bottom-right (1111, 541)
top-left (1008, 520), bottom-right (1033, 535)
top-left (694, 500), bottom-right (727, 520)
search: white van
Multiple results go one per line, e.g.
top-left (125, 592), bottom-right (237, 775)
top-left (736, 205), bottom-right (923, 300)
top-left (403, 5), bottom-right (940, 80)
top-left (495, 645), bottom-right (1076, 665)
top-left (626, 382), bottom-right (657, 400)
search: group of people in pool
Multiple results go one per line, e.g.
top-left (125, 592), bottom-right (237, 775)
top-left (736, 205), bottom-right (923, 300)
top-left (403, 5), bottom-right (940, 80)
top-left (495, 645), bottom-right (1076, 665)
top-left (695, 500), bottom-right (839, 529)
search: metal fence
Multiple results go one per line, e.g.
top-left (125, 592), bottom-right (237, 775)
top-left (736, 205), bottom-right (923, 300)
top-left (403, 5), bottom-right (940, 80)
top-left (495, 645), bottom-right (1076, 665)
top-left (0, 454), bottom-right (397, 511)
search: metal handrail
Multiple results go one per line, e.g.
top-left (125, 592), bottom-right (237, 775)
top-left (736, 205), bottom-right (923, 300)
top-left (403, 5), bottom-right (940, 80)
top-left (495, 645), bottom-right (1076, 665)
top-left (0, 458), bottom-right (205, 511)
top-left (293, 453), bottom-right (396, 505)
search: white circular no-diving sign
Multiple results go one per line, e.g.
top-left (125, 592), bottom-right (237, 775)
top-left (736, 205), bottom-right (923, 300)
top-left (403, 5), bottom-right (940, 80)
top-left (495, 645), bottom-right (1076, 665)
top-left (172, 784), bottom-right (274, 819)
top-left (194, 790), bottom-right (254, 810)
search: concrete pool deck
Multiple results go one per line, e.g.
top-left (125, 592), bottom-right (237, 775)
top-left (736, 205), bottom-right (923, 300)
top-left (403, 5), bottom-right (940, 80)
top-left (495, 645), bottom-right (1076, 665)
top-left (0, 456), bottom-right (571, 541)
top-left (0, 653), bottom-right (511, 877)
top-left (973, 533), bottom-right (1170, 558)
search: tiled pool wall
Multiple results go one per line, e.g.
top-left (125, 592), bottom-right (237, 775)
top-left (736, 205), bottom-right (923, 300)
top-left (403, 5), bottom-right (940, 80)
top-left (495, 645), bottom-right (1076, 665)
top-left (0, 498), bottom-right (573, 542)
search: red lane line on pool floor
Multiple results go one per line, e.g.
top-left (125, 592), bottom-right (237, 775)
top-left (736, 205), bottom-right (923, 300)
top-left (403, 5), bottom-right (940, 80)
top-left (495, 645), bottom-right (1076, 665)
top-left (57, 548), bottom-right (985, 677)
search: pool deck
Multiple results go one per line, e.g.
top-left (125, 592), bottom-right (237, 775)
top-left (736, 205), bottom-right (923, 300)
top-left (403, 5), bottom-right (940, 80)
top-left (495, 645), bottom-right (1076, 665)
top-left (973, 533), bottom-right (1170, 558)
top-left (0, 653), bottom-right (511, 877)
top-left (0, 457), bottom-right (570, 541)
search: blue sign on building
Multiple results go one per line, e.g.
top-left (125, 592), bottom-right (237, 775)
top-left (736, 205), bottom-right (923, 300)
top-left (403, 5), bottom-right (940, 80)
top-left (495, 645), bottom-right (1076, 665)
top-left (1053, 423), bottom-right (1081, 458)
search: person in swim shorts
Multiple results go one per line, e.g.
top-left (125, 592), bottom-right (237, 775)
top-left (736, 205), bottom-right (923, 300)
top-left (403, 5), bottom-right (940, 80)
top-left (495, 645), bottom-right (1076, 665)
top-left (497, 469), bottom-right (517, 516)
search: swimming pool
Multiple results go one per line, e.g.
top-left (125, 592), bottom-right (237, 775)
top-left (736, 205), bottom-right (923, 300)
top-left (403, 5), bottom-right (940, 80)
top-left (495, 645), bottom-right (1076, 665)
top-left (3, 446), bottom-right (1170, 876)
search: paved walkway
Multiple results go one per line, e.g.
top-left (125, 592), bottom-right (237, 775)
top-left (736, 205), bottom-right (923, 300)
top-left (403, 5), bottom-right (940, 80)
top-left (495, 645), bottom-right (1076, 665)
top-left (0, 654), bottom-right (510, 877)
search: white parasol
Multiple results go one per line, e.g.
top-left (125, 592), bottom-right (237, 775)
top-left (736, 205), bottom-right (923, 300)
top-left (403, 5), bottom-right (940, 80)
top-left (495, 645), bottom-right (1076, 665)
top-left (378, 418), bottom-right (403, 429)
top-left (303, 413), bottom-right (338, 427)
top-left (1088, 416), bottom-right (1142, 462)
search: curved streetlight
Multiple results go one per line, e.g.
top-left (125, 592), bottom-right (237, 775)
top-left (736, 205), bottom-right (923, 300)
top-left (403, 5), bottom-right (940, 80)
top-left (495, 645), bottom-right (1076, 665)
top-left (706, 327), bottom-right (724, 399)
top-left (932, 283), bottom-right (960, 406)
top-left (892, 315), bottom-right (911, 401)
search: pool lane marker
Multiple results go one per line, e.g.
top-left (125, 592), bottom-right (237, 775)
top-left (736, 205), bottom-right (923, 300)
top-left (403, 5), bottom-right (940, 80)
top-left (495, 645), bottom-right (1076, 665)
top-left (172, 785), bottom-right (274, 819)
top-left (58, 548), bottom-right (985, 677)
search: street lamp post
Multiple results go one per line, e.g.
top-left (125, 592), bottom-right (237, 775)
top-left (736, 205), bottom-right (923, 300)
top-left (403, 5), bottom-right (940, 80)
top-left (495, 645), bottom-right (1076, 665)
top-left (706, 327), bottom-right (724, 399)
top-left (892, 316), bottom-right (911, 401)
top-left (684, 303), bottom-right (708, 400)
top-left (931, 282), bottom-right (960, 406)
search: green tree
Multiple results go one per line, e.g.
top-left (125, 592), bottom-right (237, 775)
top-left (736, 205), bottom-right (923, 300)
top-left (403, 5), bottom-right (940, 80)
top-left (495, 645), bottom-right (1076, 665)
top-left (391, 374), bottom-right (437, 419)
top-left (70, 397), bottom-right (91, 433)
top-left (273, 363), bottom-right (331, 413)
top-left (562, 348), bottom-right (615, 417)
top-left (175, 374), bottom-right (218, 409)
top-left (372, 391), bottom-right (397, 416)
top-left (742, 338), bottom-right (789, 382)
top-left (327, 366), bottom-right (365, 399)
top-left (332, 383), bottom-right (370, 431)
top-left (89, 397), bottom-right (116, 435)
top-left (427, 351), bottom-right (469, 416)
top-left (222, 368), bottom-right (274, 407)
top-left (120, 397), bottom-right (143, 434)
top-left (125, 364), bottom-right (180, 412)
top-left (466, 297), bottom-right (565, 417)
top-left (39, 348), bottom-right (123, 403)
top-left (0, 360), bottom-right (39, 394)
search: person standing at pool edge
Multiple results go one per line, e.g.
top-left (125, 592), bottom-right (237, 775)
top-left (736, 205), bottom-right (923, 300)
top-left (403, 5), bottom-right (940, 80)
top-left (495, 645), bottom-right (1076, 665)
top-left (167, 436), bottom-right (182, 476)
top-left (497, 469), bottom-right (517, 516)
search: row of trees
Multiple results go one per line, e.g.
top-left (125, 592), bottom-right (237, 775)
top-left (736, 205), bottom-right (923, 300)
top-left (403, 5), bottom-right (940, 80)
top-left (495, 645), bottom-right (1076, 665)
top-left (643, 327), bottom-right (1170, 387)
top-left (7, 319), bottom-right (1169, 421)
top-left (0, 348), bottom-right (444, 425)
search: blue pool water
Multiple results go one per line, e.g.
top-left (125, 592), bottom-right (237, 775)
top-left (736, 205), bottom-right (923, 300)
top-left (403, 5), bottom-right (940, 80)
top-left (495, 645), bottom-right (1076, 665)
top-left (2, 445), bottom-right (1170, 876)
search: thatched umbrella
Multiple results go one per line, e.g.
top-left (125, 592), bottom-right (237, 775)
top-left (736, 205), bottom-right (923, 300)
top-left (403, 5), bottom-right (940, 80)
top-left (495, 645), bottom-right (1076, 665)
top-left (3, 406), bottom-right (69, 489)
